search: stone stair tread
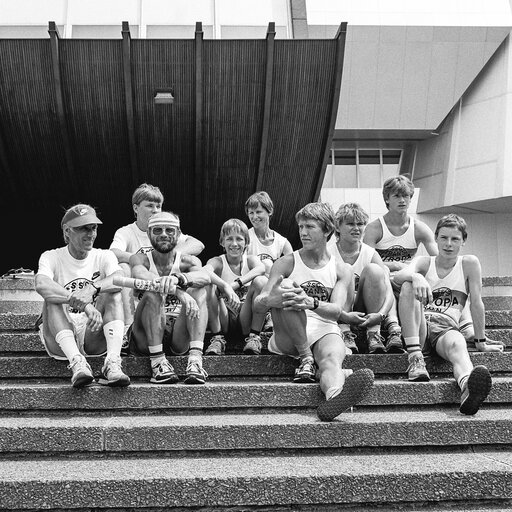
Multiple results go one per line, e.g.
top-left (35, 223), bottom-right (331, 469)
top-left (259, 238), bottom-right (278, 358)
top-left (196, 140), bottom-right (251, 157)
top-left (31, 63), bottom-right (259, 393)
top-left (1, 450), bottom-right (511, 510)
top-left (0, 377), bottom-right (510, 410)
top-left (1, 352), bottom-right (512, 378)
top-left (1, 407), bottom-right (511, 454)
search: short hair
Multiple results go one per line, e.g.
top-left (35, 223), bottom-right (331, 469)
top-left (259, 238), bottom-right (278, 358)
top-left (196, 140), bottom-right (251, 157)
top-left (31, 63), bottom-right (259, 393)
top-left (295, 202), bottom-right (335, 240)
top-left (244, 191), bottom-right (274, 216)
top-left (132, 183), bottom-right (164, 206)
top-left (219, 218), bottom-right (250, 246)
top-left (435, 214), bottom-right (468, 241)
top-left (334, 203), bottom-right (369, 229)
top-left (382, 175), bottom-right (415, 209)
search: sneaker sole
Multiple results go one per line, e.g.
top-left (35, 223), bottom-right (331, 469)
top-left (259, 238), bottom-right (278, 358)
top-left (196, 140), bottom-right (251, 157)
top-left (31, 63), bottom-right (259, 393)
top-left (243, 348), bottom-right (261, 355)
top-left (150, 375), bottom-right (179, 384)
top-left (97, 375), bottom-right (131, 387)
top-left (408, 373), bottom-right (430, 382)
top-left (293, 374), bottom-right (316, 383)
top-left (72, 373), bottom-right (94, 388)
top-left (317, 368), bottom-right (374, 422)
top-left (368, 346), bottom-right (386, 354)
top-left (184, 374), bottom-right (206, 384)
top-left (459, 366), bottom-right (492, 415)
top-left (386, 345), bottom-right (405, 354)
top-left (205, 350), bottom-right (223, 356)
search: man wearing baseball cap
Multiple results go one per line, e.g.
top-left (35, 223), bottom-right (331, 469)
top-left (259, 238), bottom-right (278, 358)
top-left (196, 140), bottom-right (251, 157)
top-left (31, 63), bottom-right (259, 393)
top-left (35, 203), bottom-right (130, 388)
top-left (129, 211), bottom-right (211, 384)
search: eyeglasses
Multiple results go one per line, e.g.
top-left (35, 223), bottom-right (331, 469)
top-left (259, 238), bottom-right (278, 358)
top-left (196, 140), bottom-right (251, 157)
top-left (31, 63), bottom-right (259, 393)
top-left (151, 227), bottom-right (178, 236)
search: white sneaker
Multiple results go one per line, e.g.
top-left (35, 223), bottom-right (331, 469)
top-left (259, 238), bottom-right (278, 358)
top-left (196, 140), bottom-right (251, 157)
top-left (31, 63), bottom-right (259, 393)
top-left (67, 354), bottom-right (94, 388)
top-left (98, 355), bottom-right (131, 387)
top-left (184, 358), bottom-right (208, 384)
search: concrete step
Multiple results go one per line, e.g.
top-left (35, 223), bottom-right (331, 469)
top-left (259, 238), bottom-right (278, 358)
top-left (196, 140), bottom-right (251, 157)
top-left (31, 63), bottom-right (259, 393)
top-left (1, 352), bottom-right (511, 379)
top-left (1, 449), bottom-right (511, 510)
top-left (0, 377), bottom-right (510, 412)
top-left (1, 406), bottom-right (511, 455)
top-left (2, 310), bottom-right (512, 332)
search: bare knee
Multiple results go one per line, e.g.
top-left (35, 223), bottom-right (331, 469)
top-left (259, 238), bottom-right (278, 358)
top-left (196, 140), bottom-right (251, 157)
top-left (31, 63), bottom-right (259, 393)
top-left (188, 287), bottom-right (206, 306)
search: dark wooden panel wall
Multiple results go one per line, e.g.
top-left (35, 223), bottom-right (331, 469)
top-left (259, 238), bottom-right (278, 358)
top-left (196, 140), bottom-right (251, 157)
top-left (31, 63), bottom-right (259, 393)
top-left (0, 23), bottom-right (346, 270)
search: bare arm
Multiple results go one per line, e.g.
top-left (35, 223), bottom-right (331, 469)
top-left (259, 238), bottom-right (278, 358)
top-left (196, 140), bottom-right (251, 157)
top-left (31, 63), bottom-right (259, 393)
top-left (176, 235), bottom-right (205, 257)
top-left (415, 220), bottom-right (438, 256)
top-left (393, 256), bottom-right (433, 305)
top-left (233, 255), bottom-right (265, 291)
top-left (110, 248), bottom-right (132, 265)
top-left (362, 219), bottom-right (382, 248)
top-left (463, 256), bottom-right (486, 341)
top-left (282, 239), bottom-right (293, 255)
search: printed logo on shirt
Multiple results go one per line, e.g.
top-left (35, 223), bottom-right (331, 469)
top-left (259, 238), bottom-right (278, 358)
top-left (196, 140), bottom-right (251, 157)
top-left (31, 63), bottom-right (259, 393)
top-left (300, 280), bottom-right (330, 301)
top-left (65, 277), bottom-right (96, 313)
top-left (377, 246), bottom-right (417, 263)
top-left (136, 246), bottom-right (154, 255)
top-left (424, 287), bottom-right (467, 314)
top-left (259, 253), bottom-right (275, 262)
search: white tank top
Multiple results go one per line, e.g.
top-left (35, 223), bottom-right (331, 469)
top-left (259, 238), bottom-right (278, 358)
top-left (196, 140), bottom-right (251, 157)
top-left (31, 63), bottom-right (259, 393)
top-left (424, 256), bottom-right (468, 324)
top-left (219, 254), bottom-right (250, 301)
top-left (333, 242), bottom-right (375, 291)
top-left (289, 251), bottom-right (337, 324)
top-left (134, 251), bottom-right (182, 319)
top-left (375, 216), bottom-right (417, 264)
top-left (247, 227), bottom-right (288, 263)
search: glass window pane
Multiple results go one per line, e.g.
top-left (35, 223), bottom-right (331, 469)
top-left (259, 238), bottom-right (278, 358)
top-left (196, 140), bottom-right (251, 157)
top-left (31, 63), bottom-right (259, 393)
top-left (333, 165), bottom-right (357, 188)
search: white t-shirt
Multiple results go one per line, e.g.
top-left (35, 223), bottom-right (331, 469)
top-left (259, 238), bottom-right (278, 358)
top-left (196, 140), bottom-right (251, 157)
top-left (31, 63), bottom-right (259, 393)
top-left (110, 222), bottom-right (190, 255)
top-left (37, 246), bottom-right (121, 316)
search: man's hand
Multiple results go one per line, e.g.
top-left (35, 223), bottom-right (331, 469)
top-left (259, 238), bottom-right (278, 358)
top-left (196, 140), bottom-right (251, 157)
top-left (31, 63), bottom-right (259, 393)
top-left (177, 291), bottom-right (200, 319)
top-left (68, 282), bottom-right (96, 312)
top-left (223, 284), bottom-right (241, 313)
top-left (475, 339), bottom-right (505, 353)
top-left (411, 273), bottom-right (432, 305)
top-left (154, 276), bottom-right (177, 296)
top-left (84, 303), bottom-right (103, 332)
top-left (360, 312), bottom-right (383, 328)
top-left (341, 310), bottom-right (366, 326)
top-left (265, 276), bottom-right (304, 309)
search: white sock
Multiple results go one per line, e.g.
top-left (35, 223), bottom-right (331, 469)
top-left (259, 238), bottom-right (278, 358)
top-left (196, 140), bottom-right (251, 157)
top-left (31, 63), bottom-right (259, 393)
top-left (55, 330), bottom-right (81, 363)
top-left (458, 373), bottom-right (470, 391)
top-left (103, 320), bottom-right (124, 358)
top-left (325, 386), bottom-right (342, 401)
top-left (149, 344), bottom-right (166, 367)
top-left (189, 340), bottom-right (204, 358)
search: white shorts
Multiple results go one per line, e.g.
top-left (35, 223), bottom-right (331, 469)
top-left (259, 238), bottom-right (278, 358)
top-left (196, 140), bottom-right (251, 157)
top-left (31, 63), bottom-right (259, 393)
top-left (38, 313), bottom-right (103, 361)
top-left (268, 316), bottom-right (341, 358)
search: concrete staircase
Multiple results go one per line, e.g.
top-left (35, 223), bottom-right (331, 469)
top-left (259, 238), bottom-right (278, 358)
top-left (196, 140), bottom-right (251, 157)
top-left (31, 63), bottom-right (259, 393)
top-left (0, 277), bottom-right (511, 511)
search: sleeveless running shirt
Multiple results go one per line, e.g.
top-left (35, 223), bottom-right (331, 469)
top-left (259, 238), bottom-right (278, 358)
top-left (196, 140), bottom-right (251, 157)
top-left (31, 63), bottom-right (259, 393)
top-left (288, 251), bottom-right (337, 324)
top-left (424, 256), bottom-right (468, 324)
top-left (247, 227), bottom-right (288, 263)
top-left (333, 242), bottom-right (375, 291)
top-left (375, 216), bottom-right (417, 264)
top-left (219, 254), bottom-right (250, 301)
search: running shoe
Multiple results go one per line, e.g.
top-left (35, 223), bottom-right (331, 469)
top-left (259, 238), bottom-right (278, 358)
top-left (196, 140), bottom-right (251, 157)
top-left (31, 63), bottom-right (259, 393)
top-left (293, 357), bottom-right (316, 383)
top-left (407, 354), bottom-right (430, 382)
top-left (317, 368), bottom-right (374, 421)
top-left (150, 357), bottom-right (179, 384)
top-left (385, 331), bottom-right (405, 353)
top-left (97, 355), bottom-right (131, 387)
top-left (243, 333), bottom-right (262, 355)
top-left (367, 332), bottom-right (386, 354)
top-left (184, 358), bottom-right (208, 384)
top-left (460, 365), bottom-right (492, 415)
top-left (342, 330), bottom-right (359, 354)
top-left (67, 354), bottom-right (94, 388)
top-left (205, 334), bottom-right (226, 356)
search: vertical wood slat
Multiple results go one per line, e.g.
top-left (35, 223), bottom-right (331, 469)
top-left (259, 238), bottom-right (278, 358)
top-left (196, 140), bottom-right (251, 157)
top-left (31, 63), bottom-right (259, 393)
top-left (195, 22), bottom-right (204, 213)
top-left (122, 21), bottom-right (138, 183)
top-left (255, 22), bottom-right (276, 191)
top-left (48, 21), bottom-right (75, 180)
top-left (313, 22), bottom-right (348, 201)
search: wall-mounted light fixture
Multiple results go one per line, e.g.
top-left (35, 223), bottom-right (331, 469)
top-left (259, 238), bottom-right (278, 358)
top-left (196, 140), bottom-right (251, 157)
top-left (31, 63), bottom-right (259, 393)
top-left (154, 88), bottom-right (174, 104)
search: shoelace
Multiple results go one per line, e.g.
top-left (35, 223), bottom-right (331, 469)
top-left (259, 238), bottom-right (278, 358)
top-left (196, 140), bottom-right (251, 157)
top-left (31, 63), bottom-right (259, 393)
top-left (187, 361), bottom-right (207, 377)
top-left (67, 357), bottom-right (87, 371)
top-left (298, 359), bottom-right (315, 374)
top-left (407, 358), bottom-right (425, 372)
top-left (159, 359), bottom-right (174, 372)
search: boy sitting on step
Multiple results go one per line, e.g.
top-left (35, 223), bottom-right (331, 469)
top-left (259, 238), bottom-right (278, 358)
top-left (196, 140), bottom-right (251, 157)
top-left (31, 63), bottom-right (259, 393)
top-left (394, 214), bottom-right (493, 415)
top-left (204, 219), bottom-right (267, 356)
top-left (255, 202), bottom-right (374, 422)
top-left (330, 203), bottom-right (399, 355)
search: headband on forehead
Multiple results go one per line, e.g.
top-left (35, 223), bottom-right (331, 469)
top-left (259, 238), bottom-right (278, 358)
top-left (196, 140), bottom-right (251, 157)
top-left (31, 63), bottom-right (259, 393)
top-left (148, 212), bottom-right (180, 230)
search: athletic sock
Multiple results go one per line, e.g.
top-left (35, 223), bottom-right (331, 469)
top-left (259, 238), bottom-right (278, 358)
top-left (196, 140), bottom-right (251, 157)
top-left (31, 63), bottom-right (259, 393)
top-left (385, 317), bottom-right (401, 333)
top-left (149, 344), bottom-right (166, 368)
top-left (188, 343), bottom-right (203, 362)
top-left (458, 373), bottom-right (470, 391)
top-left (404, 336), bottom-right (423, 360)
top-left (55, 330), bottom-right (81, 363)
top-left (103, 320), bottom-right (124, 358)
top-left (325, 386), bottom-right (342, 400)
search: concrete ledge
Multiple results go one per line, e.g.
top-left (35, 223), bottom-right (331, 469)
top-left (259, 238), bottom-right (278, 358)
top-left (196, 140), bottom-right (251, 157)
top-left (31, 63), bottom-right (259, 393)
top-left (1, 408), bottom-right (511, 454)
top-left (1, 352), bottom-right (511, 379)
top-left (0, 278), bottom-right (35, 290)
top-left (483, 276), bottom-right (512, 287)
top-left (484, 296), bottom-right (512, 310)
top-left (0, 332), bottom-right (44, 352)
top-left (1, 451), bottom-right (511, 509)
top-left (0, 377), bottom-right (510, 411)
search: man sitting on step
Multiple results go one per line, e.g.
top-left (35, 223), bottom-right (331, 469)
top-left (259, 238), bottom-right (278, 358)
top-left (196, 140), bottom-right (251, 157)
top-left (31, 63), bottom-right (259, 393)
top-left (128, 211), bottom-right (211, 384)
top-left (35, 204), bottom-right (130, 388)
top-left (394, 214), bottom-right (493, 415)
top-left (255, 202), bottom-right (374, 422)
